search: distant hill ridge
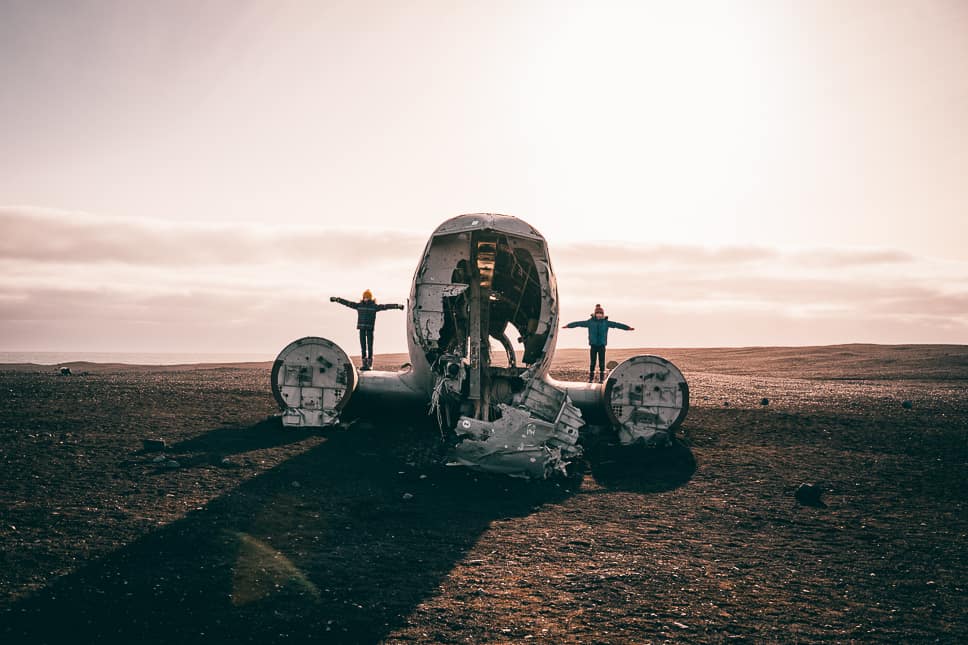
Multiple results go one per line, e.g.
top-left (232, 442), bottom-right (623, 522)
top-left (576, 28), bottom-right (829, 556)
top-left (3, 344), bottom-right (966, 380)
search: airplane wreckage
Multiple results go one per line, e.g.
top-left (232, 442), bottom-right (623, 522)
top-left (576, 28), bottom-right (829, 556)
top-left (271, 214), bottom-right (689, 478)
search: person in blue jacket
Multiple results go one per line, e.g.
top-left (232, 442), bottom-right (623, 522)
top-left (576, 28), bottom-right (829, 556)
top-left (331, 289), bottom-right (404, 371)
top-left (562, 304), bottom-right (634, 383)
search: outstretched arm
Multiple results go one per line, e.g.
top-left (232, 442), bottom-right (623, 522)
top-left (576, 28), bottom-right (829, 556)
top-left (376, 303), bottom-right (405, 311)
top-left (562, 320), bottom-right (590, 329)
top-left (330, 297), bottom-right (359, 309)
top-left (608, 320), bottom-right (634, 331)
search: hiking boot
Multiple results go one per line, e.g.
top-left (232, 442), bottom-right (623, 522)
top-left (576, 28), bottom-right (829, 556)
top-left (588, 372), bottom-right (594, 383)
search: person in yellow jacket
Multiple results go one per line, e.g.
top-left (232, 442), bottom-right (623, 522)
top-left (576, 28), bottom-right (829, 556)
top-left (330, 289), bottom-right (404, 370)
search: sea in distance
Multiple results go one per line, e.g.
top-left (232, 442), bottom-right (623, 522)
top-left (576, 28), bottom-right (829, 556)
top-left (0, 351), bottom-right (273, 366)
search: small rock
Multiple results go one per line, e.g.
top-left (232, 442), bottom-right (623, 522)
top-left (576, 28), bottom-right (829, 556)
top-left (291, 481), bottom-right (301, 488)
top-left (901, 400), bottom-right (913, 409)
top-left (794, 483), bottom-right (826, 508)
top-left (402, 493), bottom-right (414, 501)
top-left (723, 401), bottom-right (730, 407)
top-left (165, 460), bottom-right (181, 468)
top-left (220, 457), bottom-right (232, 466)
top-left (152, 455), bottom-right (167, 463)
top-left (58, 367), bottom-right (72, 376)
top-left (760, 398), bottom-right (770, 406)
top-left (419, 474), bottom-right (428, 480)
top-left (673, 621), bottom-right (690, 629)
top-left (143, 439), bottom-right (167, 452)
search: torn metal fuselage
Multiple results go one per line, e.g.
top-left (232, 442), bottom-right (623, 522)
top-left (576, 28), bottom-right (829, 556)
top-left (406, 214), bottom-right (582, 478)
top-left (270, 213), bottom-right (689, 479)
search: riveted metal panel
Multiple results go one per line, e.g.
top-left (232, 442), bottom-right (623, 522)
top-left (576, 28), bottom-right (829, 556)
top-left (604, 355), bottom-right (689, 445)
top-left (271, 336), bottom-right (358, 428)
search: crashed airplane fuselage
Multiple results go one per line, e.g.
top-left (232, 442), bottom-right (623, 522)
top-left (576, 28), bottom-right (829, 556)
top-left (271, 214), bottom-right (689, 478)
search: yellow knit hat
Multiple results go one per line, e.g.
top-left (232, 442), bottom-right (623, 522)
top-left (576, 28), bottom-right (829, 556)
top-left (362, 289), bottom-right (373, 300)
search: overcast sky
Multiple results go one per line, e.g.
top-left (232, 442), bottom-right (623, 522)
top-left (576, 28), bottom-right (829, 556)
top-left (1, 0), bottom-right (966, 355)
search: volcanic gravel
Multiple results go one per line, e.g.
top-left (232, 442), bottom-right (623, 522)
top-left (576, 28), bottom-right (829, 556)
top-left (1, 345), bottom-right (966, 643)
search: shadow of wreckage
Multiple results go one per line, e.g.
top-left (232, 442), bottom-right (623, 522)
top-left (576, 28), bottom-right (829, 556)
top-left (3, 416), bottom-right (695, 645)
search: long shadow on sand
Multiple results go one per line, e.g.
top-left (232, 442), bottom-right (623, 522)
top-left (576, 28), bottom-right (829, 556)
top-left (166, 416), bottom-right (319, 456)
top-left (3, 418), bottom-right (694, 644)
top-left (584, 438), bottom-right (697, 493)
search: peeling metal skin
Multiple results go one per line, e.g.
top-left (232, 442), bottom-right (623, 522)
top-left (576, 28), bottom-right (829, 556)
top-left (271, 214), bottom-right (689, 479)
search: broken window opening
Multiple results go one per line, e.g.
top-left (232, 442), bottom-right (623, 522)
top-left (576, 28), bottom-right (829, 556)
top-left (503, 247), bottom-right (548, 365)
top-left (433, 260), bottom-right (470, 363)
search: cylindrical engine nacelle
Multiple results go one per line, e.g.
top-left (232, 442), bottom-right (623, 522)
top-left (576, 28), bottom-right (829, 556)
top-left (270, 336), bottom-right (358, 427)
top-left (604, 355), bottom-right (689, 446)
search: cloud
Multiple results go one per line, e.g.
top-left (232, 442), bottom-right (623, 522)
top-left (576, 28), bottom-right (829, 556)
top-left (0, 283), bottom-right (402, 355)
top-left (866, 292), bottom-right (968, 317)
top-left (556, 240), bottom-right (914, 270)
top-left (555, 242), bottom-right (777, 267)
top-left (559, 271), bottom-right (957, 308)
top-left (1, 205), bottom-right (966, 351)
top-left (0, 206), bottom-right (423, 267)
top-left (554, 241), bottom-right (968, 345)
top-left (792, 248), bottom-right (914, 267)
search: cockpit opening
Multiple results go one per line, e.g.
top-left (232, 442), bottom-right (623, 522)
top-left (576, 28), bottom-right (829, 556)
top-left (415, 227), bottom-right (555, 423)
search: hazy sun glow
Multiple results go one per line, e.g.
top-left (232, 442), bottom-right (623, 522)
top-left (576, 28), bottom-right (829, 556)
top-left (1, 1), bottom-right (966, 355)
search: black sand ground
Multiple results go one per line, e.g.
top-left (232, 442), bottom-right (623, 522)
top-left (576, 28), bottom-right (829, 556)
top-left (1, 344), bottom-right (966, 643)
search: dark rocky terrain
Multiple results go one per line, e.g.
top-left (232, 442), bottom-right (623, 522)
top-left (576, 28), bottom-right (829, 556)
top-left (1, 344), bottom-right (966, 643)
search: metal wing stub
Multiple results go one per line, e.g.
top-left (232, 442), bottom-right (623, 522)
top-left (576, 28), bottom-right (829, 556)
top-left (271, 336), bottom-right (358, 427)
top-left (604, 355), bottom-right (689, 446)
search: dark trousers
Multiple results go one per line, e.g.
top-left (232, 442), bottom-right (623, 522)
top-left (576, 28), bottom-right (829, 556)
top-left (359, 328), bottom-right (374, 359)
top-left (589, 345), bottom-right (606, 374)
